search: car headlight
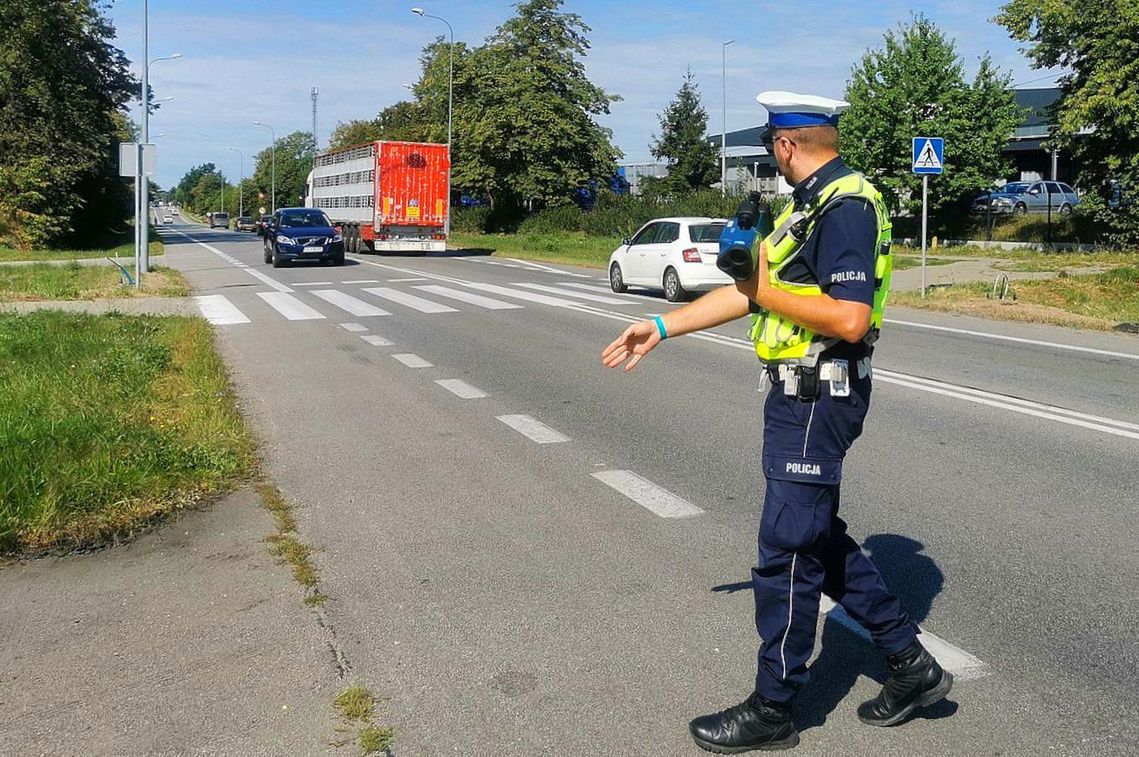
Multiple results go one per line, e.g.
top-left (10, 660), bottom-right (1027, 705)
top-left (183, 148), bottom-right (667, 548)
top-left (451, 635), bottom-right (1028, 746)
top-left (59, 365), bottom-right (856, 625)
top-left (332, 233), bottom-right (343, 243)
top-left (277, 235), bottom-right (297, 246)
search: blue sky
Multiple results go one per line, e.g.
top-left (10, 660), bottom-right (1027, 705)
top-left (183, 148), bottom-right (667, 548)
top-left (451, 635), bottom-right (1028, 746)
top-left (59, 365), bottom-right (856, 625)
top-left (107, 0), bottom-right (1059, 189)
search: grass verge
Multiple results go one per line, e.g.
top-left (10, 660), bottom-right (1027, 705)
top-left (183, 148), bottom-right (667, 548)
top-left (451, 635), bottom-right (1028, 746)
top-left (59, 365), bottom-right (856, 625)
top-left (334, 685), bottom-right (395, 755)
top-left (890, 267), bottom-right (1139, 330)
top-left (0, 237), bottom-right (164, 263)
top-left (450, 231), bottom-right (620, 269)
top-left (0, 311), bottom-right (257, 555)
top-left (891, 254), bottom-right (955, 270)
top-left (0, 262), bottom-right (188, 301)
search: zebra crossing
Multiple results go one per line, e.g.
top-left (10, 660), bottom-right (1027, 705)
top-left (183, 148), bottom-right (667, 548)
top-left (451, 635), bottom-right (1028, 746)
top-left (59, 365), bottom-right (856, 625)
top-left (194, 277), bottom-right (647, 326)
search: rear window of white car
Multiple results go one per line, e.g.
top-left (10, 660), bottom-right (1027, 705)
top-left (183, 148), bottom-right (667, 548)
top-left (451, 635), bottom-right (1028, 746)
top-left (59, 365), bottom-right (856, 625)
top-left (689, 223), bottom-right (725, 243)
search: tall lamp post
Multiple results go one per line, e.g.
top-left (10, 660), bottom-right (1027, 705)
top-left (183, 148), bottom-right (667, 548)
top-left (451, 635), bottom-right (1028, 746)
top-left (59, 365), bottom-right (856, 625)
top-left (227, 146), bottom-right (244, 217)
top-left (139, 44), bottom-right (183, 277)
top-left (411, 7), bottom-right (453, 235)
top-left (253, 121), bottom-right (277, 212)
top-left (721, 39), bottom-right (735, 196)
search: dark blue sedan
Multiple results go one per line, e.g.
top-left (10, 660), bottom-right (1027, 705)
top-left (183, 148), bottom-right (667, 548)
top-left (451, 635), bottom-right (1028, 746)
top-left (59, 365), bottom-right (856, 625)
top-left (263, 208), bottom-right (345, 267)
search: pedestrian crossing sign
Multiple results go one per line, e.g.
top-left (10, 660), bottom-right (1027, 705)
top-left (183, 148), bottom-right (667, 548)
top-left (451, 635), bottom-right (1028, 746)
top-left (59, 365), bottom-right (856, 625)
top-left (913, 137), bottom-right (944, 175)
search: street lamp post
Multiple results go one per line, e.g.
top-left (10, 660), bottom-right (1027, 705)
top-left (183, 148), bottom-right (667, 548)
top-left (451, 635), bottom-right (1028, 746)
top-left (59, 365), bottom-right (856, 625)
top-left (227, 147), bottom-right (244, 217)
top-left (139, 42), bottom-right (183, 277)
top-left (721, 39), bottom-right (735, 196)
top-left (253, 121), bottom-right (277, 212)
top-left (411, 7), bottom-right (453, 235)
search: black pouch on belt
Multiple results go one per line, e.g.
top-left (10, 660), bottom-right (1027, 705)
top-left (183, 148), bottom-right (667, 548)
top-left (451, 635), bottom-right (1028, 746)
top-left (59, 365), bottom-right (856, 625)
top-left (796, 365), bottom-right (820, 401)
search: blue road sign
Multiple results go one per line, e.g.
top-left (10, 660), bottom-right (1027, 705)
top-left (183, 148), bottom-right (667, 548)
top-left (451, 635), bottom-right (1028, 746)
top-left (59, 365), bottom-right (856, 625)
top-left (913, 137), bottom-right (944, 175)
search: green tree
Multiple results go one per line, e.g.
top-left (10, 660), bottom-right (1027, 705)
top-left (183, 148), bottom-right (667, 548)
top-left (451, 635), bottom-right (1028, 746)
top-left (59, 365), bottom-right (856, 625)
top-left (250, 131), bottom-right (316, 210)
top-left (998, 0), bottom-right (1139, 243)
top-left (650, 69), bottom-right (718, 194)
top-left (0, 0), bottom-right (136, 248)
top-left (173, 163), bottom-right (217, 209)
top-left (456, 0), bottom-right (621, 207)
top-left (840, 15), bottom-right (1023, 224)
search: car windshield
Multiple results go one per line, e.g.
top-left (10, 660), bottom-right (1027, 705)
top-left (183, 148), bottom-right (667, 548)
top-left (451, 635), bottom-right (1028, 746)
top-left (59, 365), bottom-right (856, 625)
top-left (688, 223), bottom-right (726, 243)
top-left (994, 183), bottom-right (1030, 195)
top-left (279, 210), bottom-right (331, 228)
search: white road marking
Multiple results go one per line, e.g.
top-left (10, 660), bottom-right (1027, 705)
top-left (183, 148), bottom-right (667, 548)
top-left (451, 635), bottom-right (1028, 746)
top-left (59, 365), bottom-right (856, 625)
top-left (362, 287), bottom-right (458, 314)
top-left (504, 258), bottom-right (593, 278)
top-left (388, 277), bottom-right (430, 282)
top-left (392, 353), bottom-right (432, 368)
top-left (560, 281), bottom-right (665, 303)
top-left (339, 322), bottom-right (368, 333)
top-left (349, 257), bottom-right (1139, 442)
top-left (361, 334), bottom-right (394, 347)
top-left (514, 282), bottom-right (631, 305)
top-left (195, 295), bottom-right (250, 325)
top-left (590, 470), bottom-right (704, 518)
top-left (310, 289), bottom-right (391, 317)
top-left (819, 596), bottom-right (990, 680)
top-left (885, 318), bottom-right (1139, 361)
top-left (497, 414), bottom-right (570, 443)
top-left (435, 379), bottom-right (488, 399)
top-left (343, 279), bottom-right (379, 284)
top-left (293, 281), bottom-right (333, 286)
top-left (175, 230), bottom-right (294, 291)
top-left (414, 284), bottom-right (524, 310)
top-left (256, 292), bottom-right (326, 321)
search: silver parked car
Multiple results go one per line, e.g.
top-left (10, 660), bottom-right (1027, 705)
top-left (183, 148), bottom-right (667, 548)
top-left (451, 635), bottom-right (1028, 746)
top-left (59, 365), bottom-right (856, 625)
top-left (972, 181), bottom-right (1079, 216)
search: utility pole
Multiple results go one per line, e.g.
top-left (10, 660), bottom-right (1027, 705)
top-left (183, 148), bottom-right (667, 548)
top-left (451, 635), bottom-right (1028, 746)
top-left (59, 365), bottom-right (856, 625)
top-left (311, 86), bottom-right (319, 151)
top-left (721, 40), bottom-right (735, 196)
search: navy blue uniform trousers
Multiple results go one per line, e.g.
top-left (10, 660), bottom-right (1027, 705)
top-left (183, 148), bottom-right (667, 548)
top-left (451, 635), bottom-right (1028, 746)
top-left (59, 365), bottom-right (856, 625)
top-left (753, 367), bottom-right (917, 703)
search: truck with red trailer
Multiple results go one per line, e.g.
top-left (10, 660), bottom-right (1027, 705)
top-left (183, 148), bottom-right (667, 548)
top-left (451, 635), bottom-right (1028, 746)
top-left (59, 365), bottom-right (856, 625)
top-left (305, 140), bottom-right (450, 253)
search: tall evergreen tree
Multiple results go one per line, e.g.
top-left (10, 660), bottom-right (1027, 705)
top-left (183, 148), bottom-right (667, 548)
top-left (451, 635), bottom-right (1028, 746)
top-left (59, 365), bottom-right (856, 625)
top-left (840, 15), bottom-right (1023, 222)
top-left (650, 69), bottom-right (718, 194)
top-left (998, 0), bottom-right (1139, 242)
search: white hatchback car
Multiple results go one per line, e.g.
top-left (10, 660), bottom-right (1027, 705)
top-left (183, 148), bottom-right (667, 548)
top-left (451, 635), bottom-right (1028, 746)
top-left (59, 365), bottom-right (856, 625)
top-left (608, 217), bottom-right (730, 301)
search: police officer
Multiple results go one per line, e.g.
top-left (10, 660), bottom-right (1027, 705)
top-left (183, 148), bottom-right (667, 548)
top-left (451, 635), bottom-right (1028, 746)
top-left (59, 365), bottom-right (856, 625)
top-left (601, 91), bottom-right (952, 752)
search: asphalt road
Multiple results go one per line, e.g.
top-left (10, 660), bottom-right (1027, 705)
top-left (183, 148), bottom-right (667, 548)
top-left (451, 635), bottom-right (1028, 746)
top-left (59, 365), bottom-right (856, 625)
top-left (162, 220), bottom-right (1139, 756)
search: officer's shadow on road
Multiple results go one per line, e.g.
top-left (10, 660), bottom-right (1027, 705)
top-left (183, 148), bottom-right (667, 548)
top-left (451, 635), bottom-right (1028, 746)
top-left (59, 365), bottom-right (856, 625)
top-left (712, 534), bottom-right (958, 731)
top-left (796, 534), bottom-right (958, 731)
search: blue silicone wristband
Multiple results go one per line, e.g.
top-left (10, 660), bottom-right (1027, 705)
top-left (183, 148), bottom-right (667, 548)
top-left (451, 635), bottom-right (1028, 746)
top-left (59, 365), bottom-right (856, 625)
top-left (654, 315), bottom-right (668, 340)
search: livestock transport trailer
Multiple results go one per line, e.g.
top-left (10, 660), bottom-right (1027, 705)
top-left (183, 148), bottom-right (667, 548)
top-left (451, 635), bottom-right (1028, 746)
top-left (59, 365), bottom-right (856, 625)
top-left (306, 140), bottom-right (449, 253)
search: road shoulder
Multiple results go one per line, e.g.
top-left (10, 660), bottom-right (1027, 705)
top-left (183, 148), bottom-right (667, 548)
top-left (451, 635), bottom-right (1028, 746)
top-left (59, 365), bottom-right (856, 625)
top-left (0, 489), bottom-right (340, 756)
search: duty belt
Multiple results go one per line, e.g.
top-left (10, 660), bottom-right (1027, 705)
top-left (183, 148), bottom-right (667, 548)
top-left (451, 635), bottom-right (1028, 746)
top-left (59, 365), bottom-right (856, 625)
top-left (763, 359), bottom-right (853, 401)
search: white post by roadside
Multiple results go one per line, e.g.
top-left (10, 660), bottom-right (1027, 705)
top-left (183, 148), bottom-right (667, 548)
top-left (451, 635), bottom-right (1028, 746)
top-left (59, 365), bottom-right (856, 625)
top-left (921, 174), bottom-right (928, 299)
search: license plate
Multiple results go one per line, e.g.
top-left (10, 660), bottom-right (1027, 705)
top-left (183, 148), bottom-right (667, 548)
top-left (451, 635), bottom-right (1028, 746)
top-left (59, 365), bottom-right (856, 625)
top-left (303, 245), bottom-right (323, 253)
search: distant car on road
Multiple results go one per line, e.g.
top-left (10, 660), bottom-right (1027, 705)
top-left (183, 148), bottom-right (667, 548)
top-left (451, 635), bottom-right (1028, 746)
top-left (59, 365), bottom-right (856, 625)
top-left (163, 215), bottom-right (173, 224)
top-left (234, 216), bottom-right (257, 232)
top-left (209, 212), bottom-right (230, 229)
top-left (262, 207), bottom-right (344, 267)
top-left (972, 181), bottom-right (1079, 216)
top-left (607, 217), bottom-right (729, 302)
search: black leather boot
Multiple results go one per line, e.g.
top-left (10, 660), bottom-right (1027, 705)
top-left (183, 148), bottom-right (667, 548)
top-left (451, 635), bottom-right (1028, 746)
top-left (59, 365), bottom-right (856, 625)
top-left (689, 692), bottom-right (800, 753)
top-left (857, 642), bottom-right (953, 727)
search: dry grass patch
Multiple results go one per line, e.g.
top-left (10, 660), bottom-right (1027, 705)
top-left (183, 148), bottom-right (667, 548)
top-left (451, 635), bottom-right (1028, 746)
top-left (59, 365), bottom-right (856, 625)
top-left (0, 262), bottom-right (187, 301)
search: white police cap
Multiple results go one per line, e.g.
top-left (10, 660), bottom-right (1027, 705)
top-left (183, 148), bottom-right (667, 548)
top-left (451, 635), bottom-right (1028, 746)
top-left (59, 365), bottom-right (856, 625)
top-left (756, 90), bottom-right (849, 128)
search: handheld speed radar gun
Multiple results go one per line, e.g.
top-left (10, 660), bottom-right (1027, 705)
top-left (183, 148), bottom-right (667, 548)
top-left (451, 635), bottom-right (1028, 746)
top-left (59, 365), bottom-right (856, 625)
top-left (717, 192), bottom-right (773, 281)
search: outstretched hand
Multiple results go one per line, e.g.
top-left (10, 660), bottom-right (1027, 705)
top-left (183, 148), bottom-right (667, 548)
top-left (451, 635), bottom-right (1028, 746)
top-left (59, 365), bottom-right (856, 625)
top-left (601, 320), bottom-right (662, 371)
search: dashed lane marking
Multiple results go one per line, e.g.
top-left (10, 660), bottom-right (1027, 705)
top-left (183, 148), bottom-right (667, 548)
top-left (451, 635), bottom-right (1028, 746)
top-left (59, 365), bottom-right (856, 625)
top-left (435, 379), bottom-right (488, 399)
top-left (414, 285), bottom-right (524, 310)
top-left (819, 597), bottom-right (990, 680)
top-left (496, 414), bottom-right (570, 444)
top-left (195, 295), bottom-right (250, 325)
top-left (310, 289), bottom-right (391, 317)
top-left (256, 292), bottom-right (325, 321)
top-left (293, 281), bottom-right (333, 286)
top-left (504, 258), bottom-right (593, 278)
top-left (340, 322), bottom-right (368, 333)
top-left (362, 287), bottom-right (458, 314)
top-left (388, 277), bottom-right (430, 282)
top-left (361, 334), bottom-right (394, 347)
top-left (343, 279), bottom-right (379, 284)
top-left (590, 470), bottom-right (704, 518)
top-left (392, 353), bottom-right (432, 368)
